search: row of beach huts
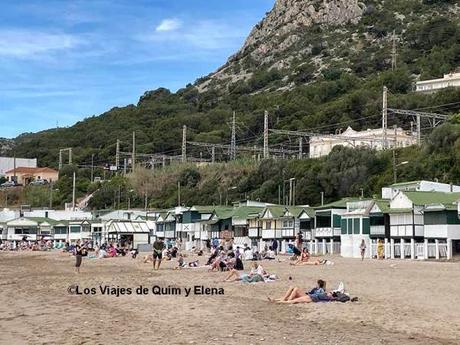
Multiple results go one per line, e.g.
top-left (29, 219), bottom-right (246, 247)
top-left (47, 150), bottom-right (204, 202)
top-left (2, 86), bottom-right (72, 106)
top-left (1, 180), bottom-right (460, 260)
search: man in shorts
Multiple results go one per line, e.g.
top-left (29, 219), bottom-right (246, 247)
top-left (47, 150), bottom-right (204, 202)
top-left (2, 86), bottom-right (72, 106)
top-left (152, 238), bottom-right (165, 270)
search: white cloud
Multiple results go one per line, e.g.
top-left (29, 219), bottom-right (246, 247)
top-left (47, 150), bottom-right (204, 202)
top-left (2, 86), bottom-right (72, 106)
top-left (141, 20), bottom-right (247, 53)
top-left (0, 29), bottom-right (82, 58)
top-left (155, 18), bottom-right (182, 32)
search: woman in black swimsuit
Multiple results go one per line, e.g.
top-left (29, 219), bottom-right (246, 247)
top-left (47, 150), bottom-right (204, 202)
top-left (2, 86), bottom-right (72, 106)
top-left (75, 240), bottom-right (83, 273)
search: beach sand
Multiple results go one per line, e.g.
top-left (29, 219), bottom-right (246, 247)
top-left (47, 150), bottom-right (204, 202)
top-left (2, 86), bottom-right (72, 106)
top-left (1, 251), bottom-right (459, 345)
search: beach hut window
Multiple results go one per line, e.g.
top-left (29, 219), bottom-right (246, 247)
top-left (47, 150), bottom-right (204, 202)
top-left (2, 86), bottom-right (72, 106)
top-left (70, 226), bottom-right (81, 233)
top-left (333, 215), bottom-right (341, 228)
top-left (341, 219), bottom-right (347, 234)
top-left (14, 227), bottom-right (36, 235)
top-left (283, 220), bottom-right (293, 228)
top-left (353, 218), bottom-right (360, 234)
top-left (362, 218), bottom-right (370, 235)
top-left (54, 227), bottom-right (67, 234)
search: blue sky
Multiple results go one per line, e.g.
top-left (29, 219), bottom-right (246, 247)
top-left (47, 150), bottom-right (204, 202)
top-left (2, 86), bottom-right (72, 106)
top-left (0, 0), bottom-right (274, 138)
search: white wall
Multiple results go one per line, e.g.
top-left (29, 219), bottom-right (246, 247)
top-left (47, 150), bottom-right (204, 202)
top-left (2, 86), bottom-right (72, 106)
top-left (24, 210), bottom-right (92, 220)
top-left (341, 235), bottom-right (370, 258)
top-left (425, 224), bottom-right (460, 240)
top-left (390, 193), bottom-right (413, 209)
top-left (0, 157), bottom-right (37, 175)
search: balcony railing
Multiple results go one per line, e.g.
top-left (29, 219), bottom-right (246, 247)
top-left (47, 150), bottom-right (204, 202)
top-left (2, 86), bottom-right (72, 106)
top-left (248, 227), bottom-right (261, 238)
top-left (281, 229), bottom-right (295, 238)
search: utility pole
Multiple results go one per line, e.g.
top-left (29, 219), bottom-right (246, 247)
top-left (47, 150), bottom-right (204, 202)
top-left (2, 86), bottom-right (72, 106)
top-left (393, 149), bottom-right (397, 184)
top-left (263, 110), bottom-right (269, 159)
top-left (132, 131), bottom-right (136, 173)
top-left (117, 185), bottom-right (121, 210)
top-left (13, 152), bottom-right (16, 184)
top-left (59, 148), bottom-right (72, 170)
top-left (177, 182), bottom-right (181, 206)
top-left (231, 111), bottom-right (236, 160)
top-left (211, 146), bottom-right (215, 163)
top-left (416, 114), bottom-right (421, 146)
top-left (293, 178), bottom-right (296, 205)
top-left (115, 139), bottom-right (120, 171)
top-left (382, 86), bottom-right (388, 149)
top-left (321, 192), bottom-right (324, 206)
top-left (394, 125), bottom-right (398, 149)
top-left (49, 183), bottom-right (54, 208)
top-left (298, 137), bottom-right (303, 160)
top-left (391, 30), bottom-right (397, 71)
top-left (278, 185), bottom-right (281, 205)
top-left (288, 178), bottom-right (296, 206)
top-left (123, 158), bottom-right (127, 176)
top-left (72, 172), bottom-right (76, 211)
top-left (182, 125), bottom-right (187, 163)
top-left (90, 154), bottom-right (94, 182)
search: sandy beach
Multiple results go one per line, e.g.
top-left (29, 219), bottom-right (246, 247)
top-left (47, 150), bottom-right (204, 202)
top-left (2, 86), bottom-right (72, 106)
top-left (1, 251), bottom-right (459, 345)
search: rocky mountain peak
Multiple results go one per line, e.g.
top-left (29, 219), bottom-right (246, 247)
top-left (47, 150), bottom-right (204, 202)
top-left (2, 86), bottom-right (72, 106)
top-left (196, 0), bottom-right (366, 92)
top-left (240, 0), bottom-right (364, 54)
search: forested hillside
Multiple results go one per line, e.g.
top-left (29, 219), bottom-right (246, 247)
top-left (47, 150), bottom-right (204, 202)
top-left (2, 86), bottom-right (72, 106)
top-left (9, 0), bottom-right (460, 167)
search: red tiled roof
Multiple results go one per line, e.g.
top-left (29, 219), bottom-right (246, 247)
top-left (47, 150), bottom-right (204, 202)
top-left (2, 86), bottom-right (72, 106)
top-left (5, 167), bottom-right (58, 174)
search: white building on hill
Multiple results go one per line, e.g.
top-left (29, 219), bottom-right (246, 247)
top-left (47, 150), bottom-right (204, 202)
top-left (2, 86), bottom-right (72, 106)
top-left (309, 126), bottom-right (416, 158)
top-left (416, 72), bottom-right (460, 93)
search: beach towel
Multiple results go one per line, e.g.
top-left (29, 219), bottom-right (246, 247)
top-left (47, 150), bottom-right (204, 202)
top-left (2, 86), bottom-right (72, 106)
top-left (263, 274), bottom-right (279, 283)
top-left (333, 282), bottom-right (345, 294)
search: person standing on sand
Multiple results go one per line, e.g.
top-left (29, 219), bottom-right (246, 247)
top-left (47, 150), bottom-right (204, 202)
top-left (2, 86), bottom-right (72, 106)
top-left (152, 238), bottom-right (165, 270)
top-left (377, 239), bottom-right (384, 259)
top-left (295, 232), bottom-right (303, 251)
top-left (272, 239), bottom-right (278, 256)
top-left (360, 240), bottom-right (366, 261)
top-left (75, 240), bottom-right (83, 274)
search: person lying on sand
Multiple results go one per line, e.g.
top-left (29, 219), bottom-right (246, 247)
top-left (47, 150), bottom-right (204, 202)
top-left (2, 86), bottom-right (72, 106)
top-left (222, 261), bottom-right (266, 283)
top-left (268, 279), bottom-right (331, 304)
top-left (268, 280), bottom-right (357, 304)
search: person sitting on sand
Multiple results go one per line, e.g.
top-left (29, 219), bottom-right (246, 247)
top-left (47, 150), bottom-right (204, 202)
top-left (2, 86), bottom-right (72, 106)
top-left (219, 252), bottom-right (236, 271)
top-left (263, 246), bottom-right (276, 260)
top-left (268, 279), bottom-right (332, 304)
top-left (290, 248), bottom-right (310, 265)
top-left (107, 245), bottom-right (117, 257)
top-left (175, 253), bottom-right (187, 269)
top-left (98, 248), bottom-right (108, 259)
top-left (209, 252), bottom-right (225, 271)
top-left (174, 254), bottom-right (199, 270)
top-left (243, 246), bottom-right (252, 261)
top-left (288, 244), bottom-right (302, 260)
top-left (206, 251), bottom-right (218, 266)
top-left (222, 261), bottom-right (267, 283)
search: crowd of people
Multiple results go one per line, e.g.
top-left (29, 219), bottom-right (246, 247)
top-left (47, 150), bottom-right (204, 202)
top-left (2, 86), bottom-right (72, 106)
top-left (0, 231), bottom-right (358, 303)
top-left (0, 238), bottom-right (55, 251)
